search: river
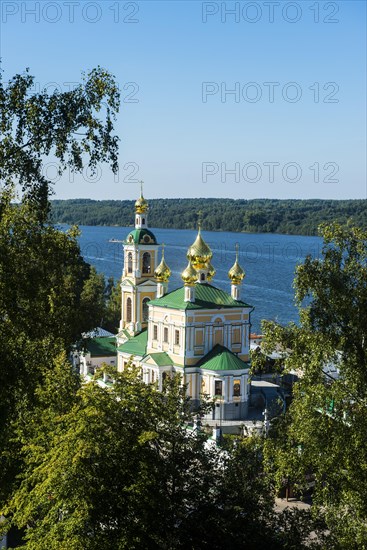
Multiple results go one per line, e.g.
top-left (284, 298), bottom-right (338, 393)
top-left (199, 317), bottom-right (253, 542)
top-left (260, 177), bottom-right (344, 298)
top-left (69, 225), bottom-right (323, 333)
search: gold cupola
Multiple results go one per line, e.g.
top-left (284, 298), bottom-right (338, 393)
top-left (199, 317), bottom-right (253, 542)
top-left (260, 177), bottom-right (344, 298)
top-left (154, 246), bottom-right (171, 282)
top-left (186, 225), bottom-right (212, 269)
top-left (135, 194), bottom-right (148, 214)
top-left (228, 244), bottom-right (245, 285)
top-left (135, 182), bottom-right (148, 214)
top-left (206, 261), bottom-right (216, 282)
top-left (181, 260), bottom-right (198, 286)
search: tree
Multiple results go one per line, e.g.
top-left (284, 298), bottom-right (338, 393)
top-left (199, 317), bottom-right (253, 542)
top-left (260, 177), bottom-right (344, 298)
top-left (2, 366), bottom-right (320, 549)
top-left (103, 277), bottom-right (122, 333)
top-left (0, 194), bottom-right (113, 505)
top-left (261, 222), bottom-right (367, 546)
top-left (80, 266), bottom-right (106, 330)
top-left (50, 197), bottom-right (367, 236)
top-left (0, 66), bottom-right (119, 220)
top-left (0, 66), bottom-right (120, 507)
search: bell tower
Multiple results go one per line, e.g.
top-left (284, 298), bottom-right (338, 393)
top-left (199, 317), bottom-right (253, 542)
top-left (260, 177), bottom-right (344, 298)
top-left (119, 184), bottom-right (159, 338)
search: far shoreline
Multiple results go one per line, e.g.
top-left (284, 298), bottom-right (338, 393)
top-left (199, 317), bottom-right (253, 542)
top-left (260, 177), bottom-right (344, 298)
top-left (55, 221), bottom-right (323, 240)
top-left (51, 197), bottom-right (367, 238)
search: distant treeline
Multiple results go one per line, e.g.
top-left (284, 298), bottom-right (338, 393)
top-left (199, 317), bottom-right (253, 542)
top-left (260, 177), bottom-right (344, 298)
top-left (50, 198), bottom-right (367, 236)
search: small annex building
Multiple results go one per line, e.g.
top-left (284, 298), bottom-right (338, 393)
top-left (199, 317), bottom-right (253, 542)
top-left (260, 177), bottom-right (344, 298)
top-left (79, 333), bottom-right (117, 377)
top-left (115, 191), bottom-right (253, 421)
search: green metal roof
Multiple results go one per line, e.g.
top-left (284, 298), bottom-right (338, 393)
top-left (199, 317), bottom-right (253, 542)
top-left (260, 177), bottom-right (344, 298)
top-left (145, 352), bottom-right (173, 367)
top-left (124, 228), bottom-right (157, 245)
top-left (85, 337), bottom-right (117, 357)
top-left (196, 344), bottom-right (250, 372)
top-left (117, 330), bottom-right (148, 356)
top-left (149, 283), bottom-right (251, 310)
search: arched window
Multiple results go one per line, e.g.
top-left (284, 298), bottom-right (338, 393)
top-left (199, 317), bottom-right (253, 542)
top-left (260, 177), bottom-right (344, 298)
top-left (142, 297), bottom-right (149, 322)
top-left (127, 252), bottom-right (133, 274)
top-left (233, 379), bottom-right (241, 397)
top-left (126, 297), bottom-right (132, 323)
top-left (142, 252), bottom-right (151, 274)
top-left (142, 218), bottom-right (145, 225)
top-left (200, 273), bottom-right (205, 281)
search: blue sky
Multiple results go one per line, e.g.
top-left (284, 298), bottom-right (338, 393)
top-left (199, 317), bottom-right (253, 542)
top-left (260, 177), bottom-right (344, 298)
top-left (1, 0), bottom-right (366, 200)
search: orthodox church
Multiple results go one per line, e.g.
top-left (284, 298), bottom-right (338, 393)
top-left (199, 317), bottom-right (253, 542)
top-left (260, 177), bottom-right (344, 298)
top-left (116, 192), bottom-right (253, 421)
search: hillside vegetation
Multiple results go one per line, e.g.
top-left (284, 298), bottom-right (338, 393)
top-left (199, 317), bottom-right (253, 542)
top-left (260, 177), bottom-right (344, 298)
top-left (51, 198), bottom-right (367, 235)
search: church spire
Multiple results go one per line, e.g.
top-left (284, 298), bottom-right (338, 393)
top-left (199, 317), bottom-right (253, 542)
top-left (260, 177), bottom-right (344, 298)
top-left (186, 217), bottom-right (214, 284)
top-left (228, 243), bottom-right (245, 300)
top-left (155, 244), bottom-right (171, 298)
top-left (119, 185), bottom-right (159, 337)
top-left (134, 182), bottom-right (149, 228)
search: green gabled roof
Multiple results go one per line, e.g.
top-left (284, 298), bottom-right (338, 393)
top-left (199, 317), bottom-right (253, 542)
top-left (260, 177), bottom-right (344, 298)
top-left (196, 344), bottom-right (250, 372)
top-left (149, 283), bottom-right (251, 310)
top-left (144, 352), bottom-right (173, 367)
top-left (117, 329), bottom-right (148, 356)
top-left (124, 228), bottom-right (157, 245)
top-left (85, 337), bottom-right (117, 357)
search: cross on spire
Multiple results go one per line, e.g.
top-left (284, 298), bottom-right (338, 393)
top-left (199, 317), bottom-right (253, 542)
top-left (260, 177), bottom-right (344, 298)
top-left (197, 210), bottom-right (203, 230)
top-left (139, 180), bottom-right (144, 197)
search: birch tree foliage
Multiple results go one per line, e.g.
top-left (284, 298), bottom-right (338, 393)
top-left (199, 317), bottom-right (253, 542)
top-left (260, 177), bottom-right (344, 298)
top-left (0, 66), bottom-right (120, 218)
top-left (262, 223), bottom-right (367, 547)
top-left (3, 366), bottom-right (322, 550)
top-left (0, 65), bottom-right (120, 505)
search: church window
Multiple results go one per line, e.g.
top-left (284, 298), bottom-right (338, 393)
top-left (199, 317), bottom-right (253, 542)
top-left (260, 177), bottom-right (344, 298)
top-left (142, 252), bottom-right (151, 274)
top-left (163, 327), bottom-right (169, 343)
top-left (233, 379), bottom-right (241, 397)
top-left (151, 371), bottom-right (155, 382)
top-left (153, 325), bottom-right (158, 340)
top-left (142, 218), bottom-right (145, 225)
top-left (142, 297), bottom-right (149, 321)
top-left (215, 380), bottom-right (223, 396)
top-left (127, 252), bottom-right (133, 273)
top-left (175, 330), bottom-right (180, 346)
top-left (126, 297), bottom-right (132, 323)
top-left (195, 330), bottom-right (203, 345)
top-left (200, 273), bottom-right (205, 281)
top-left (232, 326), bottom-right (241, 344)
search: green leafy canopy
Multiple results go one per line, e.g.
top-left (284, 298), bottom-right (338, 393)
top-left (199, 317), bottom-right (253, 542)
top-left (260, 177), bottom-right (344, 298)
top-left (0, 66), bottom-right (120, 218)
top-left (262, 222), bottom-right (367, 546)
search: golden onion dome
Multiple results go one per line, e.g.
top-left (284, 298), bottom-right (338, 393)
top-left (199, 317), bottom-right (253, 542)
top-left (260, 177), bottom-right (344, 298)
top-left (154, 248), bottom-right (171, 282)
top-left (135, 194), bottom-right (148, 214)
top-left (181, 260), bottom-right (198, 286)
top-left (186, 227), bottom-right (212, 269)
top-left (206, 262), bottom-right (216, 282)
top-left (228, 246), bottom-right (245, 284)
